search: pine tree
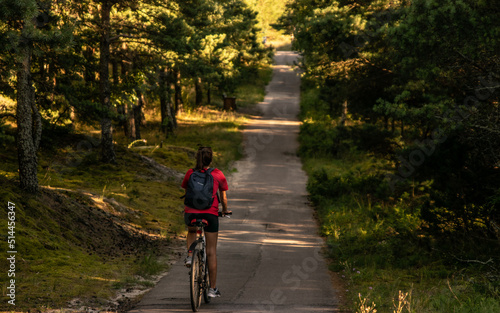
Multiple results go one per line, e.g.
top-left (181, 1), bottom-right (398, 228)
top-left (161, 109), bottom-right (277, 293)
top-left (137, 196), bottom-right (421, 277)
top-left (0, 0), bottom-right (72, 193)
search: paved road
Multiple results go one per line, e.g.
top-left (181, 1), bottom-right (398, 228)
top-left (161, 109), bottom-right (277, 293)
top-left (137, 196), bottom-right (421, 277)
top-left (129, 51), bottom-right (341, 313)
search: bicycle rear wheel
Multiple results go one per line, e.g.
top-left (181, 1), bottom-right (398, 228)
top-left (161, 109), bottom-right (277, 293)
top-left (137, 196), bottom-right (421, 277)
top-left (190, 249), bottom-right (202, 312)
top-left (203, 256), bottom-right (211, 304)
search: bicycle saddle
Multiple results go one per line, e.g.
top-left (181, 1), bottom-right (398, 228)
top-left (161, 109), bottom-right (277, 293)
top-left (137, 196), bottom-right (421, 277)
top-left (190, 218), bottom-right (209, 227)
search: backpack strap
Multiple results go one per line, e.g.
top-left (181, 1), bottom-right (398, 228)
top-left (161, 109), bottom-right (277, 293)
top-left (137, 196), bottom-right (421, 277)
top-left (180, 168), bottom-right (197, 199)
top-left (180, 168), bottom-right (219, 201)
top-left (207, 168), bottom-right (221, 203)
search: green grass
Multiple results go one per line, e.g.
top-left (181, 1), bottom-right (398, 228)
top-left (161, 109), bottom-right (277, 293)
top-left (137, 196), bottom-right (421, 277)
top-left (305, 157), bottom-right (500, 313)
top-left (0, 124), bottom-right (222, 310)
top-left (235, 66), bottom-right (273, 107)
top-left (0, 65), bottom-right (271, 311)
top-left (0, 181), bottom-right (144, 310)
top-left (298, 86), bottom-right (500, 313)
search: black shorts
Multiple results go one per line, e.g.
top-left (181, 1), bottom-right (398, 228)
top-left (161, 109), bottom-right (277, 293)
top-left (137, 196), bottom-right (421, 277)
top-left (184, 213), bottom-right (219, 233)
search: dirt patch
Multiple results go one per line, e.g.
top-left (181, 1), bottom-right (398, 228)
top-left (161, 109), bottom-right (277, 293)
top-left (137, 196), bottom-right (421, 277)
top-left (33, 186), bottom-right (186, 312)
top-left (62, 243), bottom-right (185, 313)
top-left (40, 187), bottom-right (164, 257)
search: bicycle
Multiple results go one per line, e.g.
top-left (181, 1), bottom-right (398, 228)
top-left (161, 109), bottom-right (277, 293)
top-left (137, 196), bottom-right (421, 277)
top-left (188, 211), bottom-right (232, 312)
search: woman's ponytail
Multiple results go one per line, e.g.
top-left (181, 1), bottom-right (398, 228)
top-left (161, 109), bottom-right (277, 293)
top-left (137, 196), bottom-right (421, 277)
top-left (195, 146), bottom-right (213, 170)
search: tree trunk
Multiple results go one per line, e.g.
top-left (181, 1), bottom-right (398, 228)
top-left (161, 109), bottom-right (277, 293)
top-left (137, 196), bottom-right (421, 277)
top-left (39, 55), bottom-right (45, 82)
top-left (134, 89), bottom-right (144, 139)
top-left (99, 0), bottom-right (116, 163)
top-left (207, 85), bottom-right (211, 105)
top-left (173, 69), bottom-right (181, 128)
top-left (195, 77), bottom-right (202, 107)
top-left (340, 100), bottom-right (348, 127)
top-left (121, 60), bottom-right (131, 139)
top-left (167, 104), bottom-right (174, 136)
top-left (113, 60), bottom-right (127, 135)
top-left (129, 105), bottom-right (136, 140)
top-left (159, 69), bottom-right (168, 134)
top-left (84, 47), bottom-right (95, 83)
top-left (49, 60), bottom-right (56, 105)
top-left (16, 39), bottom-right (41, 193)
top-left (133, 105), bottom-right (141, 139)
top-left (160, 70), bottom-right (177, 138)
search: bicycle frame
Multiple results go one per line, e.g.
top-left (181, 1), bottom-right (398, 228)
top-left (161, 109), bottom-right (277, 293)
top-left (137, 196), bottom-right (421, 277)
top-left (188, 219), bottom-right (207, 256)
top-left (188, 219), bottom-right (210, 312)
top-left (187, 212), bottom-right (231, 311)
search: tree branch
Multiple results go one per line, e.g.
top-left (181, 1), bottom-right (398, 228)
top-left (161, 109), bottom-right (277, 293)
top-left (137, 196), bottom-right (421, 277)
top-left (470, 124), bottom-right (500, 134)
top-left (359, 57), bottom-right (393, 74)
top-left (452, 256), bottom-right (495, 268)
top-left (432, 248), bottom-right (498, 272)
top-left (0, 113), bottom-right (17, 120)
top-left (110, 34), bottom-right (143, 42)
top-left (453, 48), bottom-right (500, 80)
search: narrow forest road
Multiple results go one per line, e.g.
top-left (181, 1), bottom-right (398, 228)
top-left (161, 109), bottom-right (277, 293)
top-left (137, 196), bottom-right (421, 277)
top-left (129, 51), bottom-right (341, 312)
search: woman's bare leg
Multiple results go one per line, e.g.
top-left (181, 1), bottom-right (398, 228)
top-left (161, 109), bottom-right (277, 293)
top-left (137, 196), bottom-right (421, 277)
top-left (187, 226), bottom-right (197, 256)
top-left (205, 231), bottom-right (218, 289)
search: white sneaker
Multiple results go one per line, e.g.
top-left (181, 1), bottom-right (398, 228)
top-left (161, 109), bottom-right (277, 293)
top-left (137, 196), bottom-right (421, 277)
top-left (208, 288), bottom-right (221, 298)
top-left (185, 256), bottom-right (192, 267)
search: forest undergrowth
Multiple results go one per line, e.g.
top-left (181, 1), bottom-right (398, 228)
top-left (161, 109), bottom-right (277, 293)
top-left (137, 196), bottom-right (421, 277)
top-left (0, 66), bottom-right (272, 311)
top-left (299, 86), bottom-right (500, 313)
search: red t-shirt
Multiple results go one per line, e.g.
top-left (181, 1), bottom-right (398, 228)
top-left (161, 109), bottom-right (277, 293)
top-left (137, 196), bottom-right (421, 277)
top-left (181, 168), bottom-right (228, 216)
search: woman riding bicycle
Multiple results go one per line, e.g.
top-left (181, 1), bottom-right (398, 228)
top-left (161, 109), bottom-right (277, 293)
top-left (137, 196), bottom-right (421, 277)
top-left (181, 146), bottom-right (231, 298)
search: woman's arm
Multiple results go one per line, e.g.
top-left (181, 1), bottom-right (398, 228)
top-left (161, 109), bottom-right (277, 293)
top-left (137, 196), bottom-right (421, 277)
top-left (220, 190), bottom-right (230, 214)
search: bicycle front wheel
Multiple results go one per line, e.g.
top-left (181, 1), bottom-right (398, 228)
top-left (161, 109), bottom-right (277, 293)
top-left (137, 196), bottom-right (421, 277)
top-left (190, 248), bottom-right (202, 312)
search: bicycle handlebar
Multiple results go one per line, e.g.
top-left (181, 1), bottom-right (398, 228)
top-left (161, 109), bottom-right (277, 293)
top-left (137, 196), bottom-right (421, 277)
top-left (218, 211), bottom-right (232, 217)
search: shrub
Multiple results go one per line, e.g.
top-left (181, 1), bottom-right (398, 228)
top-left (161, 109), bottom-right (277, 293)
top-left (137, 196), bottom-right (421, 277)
top-left (299, 121), bottom-right (337, 157)
top-left (307, 168), bottom-right (390, 205)
top-left (300, 122), bottom-right (395, 159)
top-left (349, 124), bottom-right (394, 155)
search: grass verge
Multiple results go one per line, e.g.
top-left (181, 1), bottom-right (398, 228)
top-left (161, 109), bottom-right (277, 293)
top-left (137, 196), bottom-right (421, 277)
top-left (0, 66), bottom-right (271, 311)
top-left (298, 86), bottom-right (500, 313)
